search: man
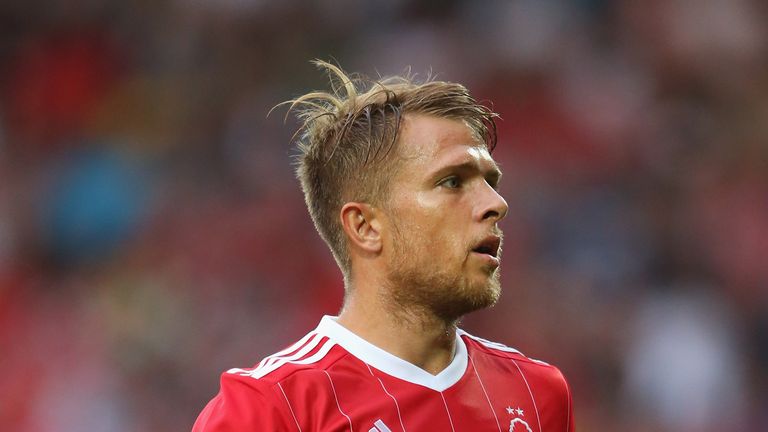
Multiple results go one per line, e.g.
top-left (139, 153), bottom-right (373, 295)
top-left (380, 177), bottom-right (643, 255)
top-left (193, 61), bottom-right (574, 431)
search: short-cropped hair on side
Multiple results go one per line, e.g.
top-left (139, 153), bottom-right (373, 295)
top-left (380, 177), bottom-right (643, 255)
top-left (282, 60), bottom-right (498, 282)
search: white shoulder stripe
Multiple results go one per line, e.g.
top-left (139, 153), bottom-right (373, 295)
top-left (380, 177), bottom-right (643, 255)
top-left (229, 333), bottom-right (322, 376)
top-left (228, 336), bottom-right (335, 379)
top-left (257, 331), bottom-right (318, 369)
top-left (253, 340), bottom-right (336, 378)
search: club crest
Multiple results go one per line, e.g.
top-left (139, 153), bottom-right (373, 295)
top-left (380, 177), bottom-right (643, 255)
top-left (509, 418), bottom-right (533, 432)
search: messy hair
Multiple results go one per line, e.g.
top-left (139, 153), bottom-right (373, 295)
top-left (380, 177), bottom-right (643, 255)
top-left (283, 60), bottom-right (498, 282)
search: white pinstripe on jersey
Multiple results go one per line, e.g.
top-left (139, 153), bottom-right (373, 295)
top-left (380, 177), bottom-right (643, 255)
top-left (511, 359), bottom-right (542, 432)
top-left (365, 363), bottom-right (407, 432)
top-left (324, 370), bottom-right (354, 432)
top-left (468, 353), bottom-right (502, 432)
top-left (278, 382), bottom-right (302, 432)
top-left (461, 330), bottom-right (550, 431)
top-left (439, 392), bottom-right (456, 432)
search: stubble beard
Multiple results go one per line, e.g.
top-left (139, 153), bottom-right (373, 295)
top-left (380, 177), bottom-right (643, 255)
top-left (384, 233), bottom-right (502, 325)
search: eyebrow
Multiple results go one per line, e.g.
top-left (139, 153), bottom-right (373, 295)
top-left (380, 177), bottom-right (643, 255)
top-left (429, 159), bottom-right (503, 185)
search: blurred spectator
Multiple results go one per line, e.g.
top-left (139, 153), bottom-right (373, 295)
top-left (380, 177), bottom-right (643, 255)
top-left (623, 286), bottom-right (746, 431)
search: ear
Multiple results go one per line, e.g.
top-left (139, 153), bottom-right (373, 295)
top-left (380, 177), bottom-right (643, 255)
top-left (340, 202), bottom-right (382, 255)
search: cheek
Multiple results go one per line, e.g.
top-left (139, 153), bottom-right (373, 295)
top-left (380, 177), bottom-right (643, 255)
top-left (390, 193), bottom-right (467, 258)
top-left (412, 224), bottom-right (466, 263)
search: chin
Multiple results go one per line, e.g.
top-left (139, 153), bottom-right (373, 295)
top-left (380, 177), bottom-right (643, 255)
top-left (470, 268), bottom-right (502, 296)
top-left (468, 281), bottom-right (502, 309)
top-left (441, 275), bottom-right (501, 319)
top-left (386, 257), bottom-right (502, 320)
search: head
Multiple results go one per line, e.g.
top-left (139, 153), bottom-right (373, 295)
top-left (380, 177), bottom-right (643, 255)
top-left (287, 60), bottom-right (507, 320)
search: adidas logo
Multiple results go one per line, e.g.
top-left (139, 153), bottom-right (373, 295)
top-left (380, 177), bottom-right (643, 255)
top-left (368, 419), bottom-right (393, 432)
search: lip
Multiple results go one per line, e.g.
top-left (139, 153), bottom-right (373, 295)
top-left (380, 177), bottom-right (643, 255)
top-left (471, 251), bottom-right (501, 267)
top-left (472, 235), bottom-right (501, 256)
top-left (470, 234), bottom-right (502, 267)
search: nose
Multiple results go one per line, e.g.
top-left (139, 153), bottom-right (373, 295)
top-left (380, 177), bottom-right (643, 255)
top-left (479, 184), bottom-right (509, 223)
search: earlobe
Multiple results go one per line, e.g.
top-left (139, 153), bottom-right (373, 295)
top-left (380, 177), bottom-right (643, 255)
top-left (340, 203), bottom-right (382, 255)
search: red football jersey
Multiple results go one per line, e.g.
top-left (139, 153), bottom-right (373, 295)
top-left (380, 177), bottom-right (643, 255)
top-left (193, 316), bottom-right (574, 431)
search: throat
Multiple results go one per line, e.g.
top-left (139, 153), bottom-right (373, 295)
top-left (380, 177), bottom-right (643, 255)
top-left (392, 321), bottom-right (458, 375)
top-left (338, 299), bottom-right (459, 375)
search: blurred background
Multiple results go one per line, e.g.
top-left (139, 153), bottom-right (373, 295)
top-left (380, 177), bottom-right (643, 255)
top-left (1, 0), bottom-right (766, 430)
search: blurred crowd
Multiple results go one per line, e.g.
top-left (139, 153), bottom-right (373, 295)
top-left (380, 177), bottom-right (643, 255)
top-left (1, 0), bottom-right (766, 430)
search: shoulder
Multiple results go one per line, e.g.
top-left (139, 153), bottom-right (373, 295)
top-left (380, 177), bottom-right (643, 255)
top-left (193, 370), bottom-right (293, 431)
top-left (460, 330), bottom-right (575, 431)
top-left (193, 332), bottom-right (347, 431)
top-left (226, 331), bottom-right (347, 383)
top-left (459, 329), bottom-right (570, 391)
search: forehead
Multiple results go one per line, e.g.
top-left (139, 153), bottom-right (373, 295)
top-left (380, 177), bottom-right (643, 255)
top-left (397, 114), bottom-right (494, 167)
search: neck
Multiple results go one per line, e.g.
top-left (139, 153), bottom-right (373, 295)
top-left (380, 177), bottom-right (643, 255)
top-left (337, 286), bottom-right (458, 375)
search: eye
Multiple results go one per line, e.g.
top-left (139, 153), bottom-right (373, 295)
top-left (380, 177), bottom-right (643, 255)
top-left (440, 176), bottom-right (461, 189)
top-left (487, 177), bottom-right (499, 191)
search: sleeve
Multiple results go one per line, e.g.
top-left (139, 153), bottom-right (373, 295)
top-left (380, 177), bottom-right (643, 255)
top-left (560, 368), bottom-right (575, 432)
top-left (532, 361), bottom-right (576, 432)
top-left (192, 372), bottom-right (296, 431)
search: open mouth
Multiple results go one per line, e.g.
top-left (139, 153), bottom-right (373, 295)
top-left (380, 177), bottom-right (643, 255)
top-left (472, 236), bottom-right (501, 258)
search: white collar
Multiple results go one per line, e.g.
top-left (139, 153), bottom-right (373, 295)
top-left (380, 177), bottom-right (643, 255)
top-left (316, 315), bottom-right (468, 392)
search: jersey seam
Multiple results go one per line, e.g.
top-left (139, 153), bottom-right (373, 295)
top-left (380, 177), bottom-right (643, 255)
top-left (473, 347), bottom-right (554, 367)
top-left (463, 339), bottom-right (556, 369)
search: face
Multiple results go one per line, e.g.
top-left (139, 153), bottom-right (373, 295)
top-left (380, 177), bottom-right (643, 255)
top-left (381, 114), bottom-right (509, 321)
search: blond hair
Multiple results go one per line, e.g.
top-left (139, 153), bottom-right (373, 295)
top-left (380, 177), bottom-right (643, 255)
top-left (283, 60), bottom-right (498, 281)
